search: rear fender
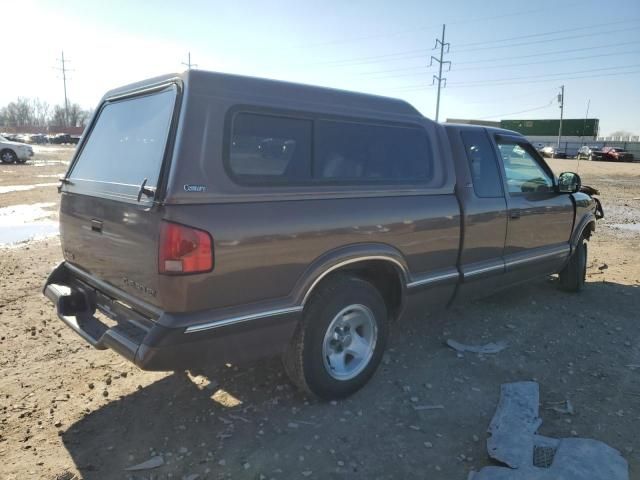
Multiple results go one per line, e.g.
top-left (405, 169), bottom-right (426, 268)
top-left (292, 243), bottom-right (410, 308)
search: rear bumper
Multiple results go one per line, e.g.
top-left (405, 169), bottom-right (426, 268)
top-left (43, 262), bottom-right (300, 371)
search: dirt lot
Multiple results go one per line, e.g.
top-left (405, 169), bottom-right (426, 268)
top-left (1, 147), bottom-right (639, 479)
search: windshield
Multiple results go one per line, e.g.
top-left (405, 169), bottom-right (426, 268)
top-left (68, 86), bottom-right (176, 202)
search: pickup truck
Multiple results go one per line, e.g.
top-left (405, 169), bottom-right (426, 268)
top-left (43, 70), bottom-right (604, 400)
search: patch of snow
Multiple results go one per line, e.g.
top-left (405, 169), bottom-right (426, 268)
top-left (0, 182), bottom-right (57, 194)
top-left (0, 202), bottom-right (58, 246)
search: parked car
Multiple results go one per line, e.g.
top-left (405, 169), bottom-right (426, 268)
top-left (49, 133), bottom-right (80, 145)
top-left (0, 132), bottom-right (19, 141)
top-left (0, 135), bottom-right (34, 163)
top-left (539, 145), bottom-right (567, 159)
top-left (598, 146), bottom-right (634, 162)
top-left (576, 145), bottom-right (600, 160)
top-left (43, 70), bottom-right (604, 400)
top-left (28, 133), bottom-right (49, 144)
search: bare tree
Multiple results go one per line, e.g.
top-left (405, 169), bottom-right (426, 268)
top-left (0, 97), bottom-right (92, 129)
top-left (32, 99), bottom-right (50, 127)
top-left (2, 98), bottom-right (36, 127)
top-left (50, 105), bottom-right (67, 127)
top-left (609, 130), bottom-right (635, 138)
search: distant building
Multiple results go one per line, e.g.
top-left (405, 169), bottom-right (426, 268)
top-left (445, 118), bottom-right (500, 128)
top-left (499, 119), bottom-right (599, 139)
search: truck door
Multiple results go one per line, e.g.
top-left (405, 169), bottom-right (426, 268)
top-left (493, 135), bottom-right (573, 282)
top-left (446, 127), bottom-right (508, 302)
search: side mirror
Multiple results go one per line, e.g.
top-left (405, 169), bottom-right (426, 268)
top-left (557, 171), bottom-right (581, 193)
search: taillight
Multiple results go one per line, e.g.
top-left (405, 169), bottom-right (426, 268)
top-left (159, 221), bottom-right (213, 274)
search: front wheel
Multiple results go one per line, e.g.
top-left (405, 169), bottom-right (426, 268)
top-left (559, 236), bottom-right (587, 292)
top-left (1, 149), bottom-right (17, 164)
top-left (283, 274), bottom-right (388, 400)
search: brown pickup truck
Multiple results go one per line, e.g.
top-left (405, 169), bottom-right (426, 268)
top-left (43, 70), bottom-right (603, 399)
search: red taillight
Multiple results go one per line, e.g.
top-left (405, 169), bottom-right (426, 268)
top-left (159, 221), bottom-right (213, 274)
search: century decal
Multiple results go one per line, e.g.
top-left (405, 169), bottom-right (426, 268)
top-left (184, 184), bottom-right (207, 192)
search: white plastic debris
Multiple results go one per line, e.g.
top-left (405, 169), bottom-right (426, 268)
top-left (446, 339), bottom-right (508, 354)
top-left (472, 382), bottom-right (629, 480)
top-left (124, 455), bottom-right (164, 471)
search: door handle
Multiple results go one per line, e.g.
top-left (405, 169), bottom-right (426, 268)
top-left (91, 219), bottom-right (103, 233)
top-left (510, 211), bottom-right (521, 220)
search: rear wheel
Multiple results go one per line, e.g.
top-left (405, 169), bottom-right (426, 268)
top-left (559, 235), bottom-right (587, 292)
top-left (1, 149), bottom-right (17, 164)
top-left (283, 274), bottom-right (389, 400)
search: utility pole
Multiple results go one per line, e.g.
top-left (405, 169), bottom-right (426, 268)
top-left (430, 24), bottom-right (451, 122)
top-left (581, 99), bottom-right (590, 141)
top-left (56, 50), bottom-right (71, 127)
top-left (557, 85), bottom-right (564, 152)
top-left (182, 51), bottom-right (198, 70)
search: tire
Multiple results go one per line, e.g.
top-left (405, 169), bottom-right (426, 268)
top-left (283, 274), bottom-right (389, 400)
top-left (1, 149), bottom-right (17, 164)
top-left (559, 235), bottom-right (587, 292)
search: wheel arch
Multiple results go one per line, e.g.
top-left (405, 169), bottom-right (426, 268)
top-left (571, 214), bottom-right (596, 251)
top-left (294, 244), bottom-right (410, 321)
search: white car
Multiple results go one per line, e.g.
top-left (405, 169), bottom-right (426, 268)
top-left (0, 135), bottom-right (34, 163)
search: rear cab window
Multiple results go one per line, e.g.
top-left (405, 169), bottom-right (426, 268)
top-left (66, 86), bottom-right (177, 202)
top-left (460, 130), bottom-right (503, 198)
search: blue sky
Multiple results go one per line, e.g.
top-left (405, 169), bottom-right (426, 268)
top-left (5, 0), bottom-right (640, 135)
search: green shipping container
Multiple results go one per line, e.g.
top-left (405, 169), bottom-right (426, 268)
top-left (500, 119), bottom-right (599, 137)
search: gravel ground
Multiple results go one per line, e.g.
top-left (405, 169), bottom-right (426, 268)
top-left (0, 148), bottom-right (638, 479)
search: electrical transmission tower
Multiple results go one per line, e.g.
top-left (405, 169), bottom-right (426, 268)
top-left (429, 24), bottom-right (451, 122)
top-left (182, 52), bottom-right (198, 70)
top-left (55, 50), bottom-right (71, 127)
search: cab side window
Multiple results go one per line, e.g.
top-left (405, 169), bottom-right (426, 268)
top-left (497, 141), bottom-right (554, 194)
top-left (460, 130), bottom-right (503, 198)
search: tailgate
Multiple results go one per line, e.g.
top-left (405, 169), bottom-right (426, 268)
top-left (59, 83), bottom-right (179, 307)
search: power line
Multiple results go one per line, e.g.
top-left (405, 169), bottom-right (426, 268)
top-left (252, 3), bottom-right (582, 51)
top-left (389, 63), bottom-right (640, 91)
top-left (357, 41), bottom-right (640, 75)
top-left (430, 24), bottom-right (450, 122)
top-left (456, 89), bottom-right (560, 105)
top-left (475, 100), bottom-right (556, 120)
top-left (453, 49), bottom-right (640, 72)
top-left (454, 40), bottom-right (640, 65)
top-left (288, 20), bottom-right (640, 70)
top-left (363, 49), bottom-right (640, 81)
top-left (448, 63), bottom-right (640, 86)
top-left (454, 18), bottom-right (638, 47)
top-left (389, 69), bottom-right (640, 92)
top-left (451, 25), bottom-right (639, 53)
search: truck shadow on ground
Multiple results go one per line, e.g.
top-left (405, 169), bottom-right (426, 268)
top-left (60, 278), bottom-right (640, 479)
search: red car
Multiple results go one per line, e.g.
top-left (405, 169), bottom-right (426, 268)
top-left (596, 147), bottom-right (634, 162)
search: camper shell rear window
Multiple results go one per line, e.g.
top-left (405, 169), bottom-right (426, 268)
top-left (67, 86), bottom-right (177, 202)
